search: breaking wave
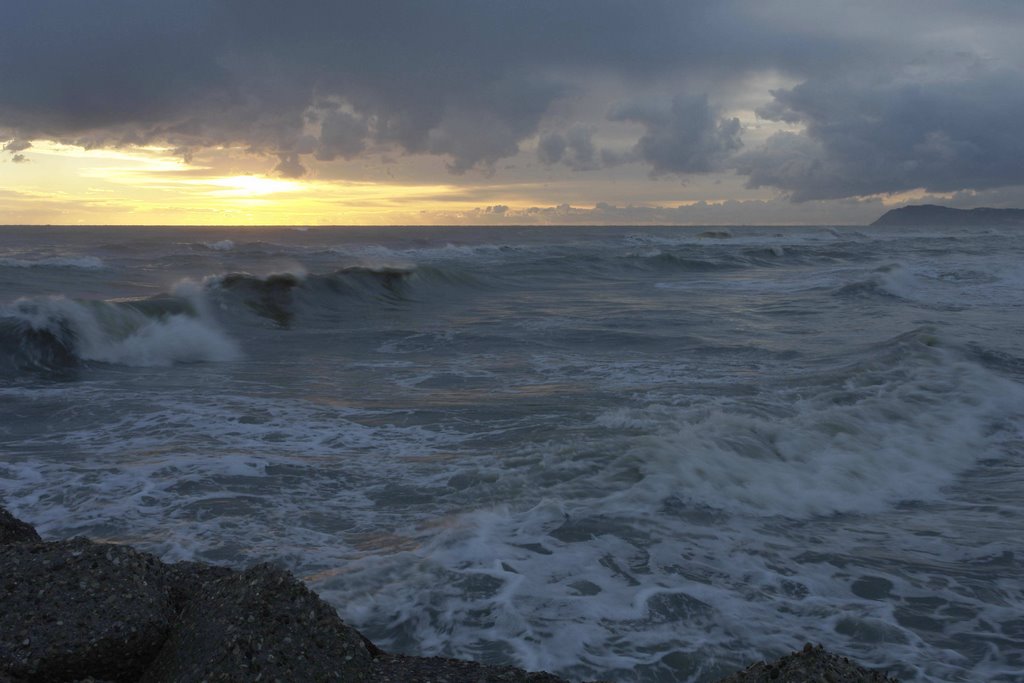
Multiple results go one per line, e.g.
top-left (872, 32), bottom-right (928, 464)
top-left (205, 265), bottom-right (425, 327)
top-left (0, 263), bottom-right (464, 373)
top-left (0, 291), bottom-right (240, 374)
top-left (596, 329), bottom-right (1023, 518)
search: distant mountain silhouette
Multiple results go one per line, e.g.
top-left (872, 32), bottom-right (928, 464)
top-left (872, 204), bottom-right (1024, 226)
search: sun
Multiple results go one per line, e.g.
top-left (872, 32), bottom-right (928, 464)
top-left (202, 175), bottom-right (304, 197)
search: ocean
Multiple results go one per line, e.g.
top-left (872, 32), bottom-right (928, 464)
top-left (1, 224), bottom-right (1022, 682)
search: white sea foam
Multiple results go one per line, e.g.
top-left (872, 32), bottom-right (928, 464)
top-left (843, 258), bottom-right (1024, 311)
top-left (622, 228), bottom-right (840, 249)
top-left (82, 313), bottom-right (241, 366)
top-left (7, 291), bottom-right (241, 367)
top-left (204, 239), bottom-right (235, 251)
top-left (594, 343), bottom-right (1023, 518)
top-left (3, 224), bottom-right (1023, 683)
top-left (340, 243), bottom-right (524, 266)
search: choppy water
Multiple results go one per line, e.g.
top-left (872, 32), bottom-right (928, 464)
top-left (1, 224), bottom-right (1022, 682)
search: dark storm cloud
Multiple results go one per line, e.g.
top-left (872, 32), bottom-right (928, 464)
top-left (3, 140), bottom-right (32, 153)
top-left (0, 1), bottom-right (859, 169)
top-left (2, 1), bottom-right (1023, 198)
top-left (537, 132), bottom-right (567, 166)
top-left (274, 153), bottom-right (306, 179)
top-left (737, 69), bottom-right (1024, 200)
top-left (0, 1), bottom-right (227, 135)
top-left (609, 96), bottom-right (742, 175)
top-left (537, 124), bottom-right (598, 171)
top-left (314, 111), bottom-right (369, 162)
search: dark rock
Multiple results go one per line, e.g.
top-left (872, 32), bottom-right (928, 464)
top-left (715, 643), bottom-right (900, 683)
top-left (0, 507), bottom-right (41, 545)
top-left (370, 654), bottom-right (575, 683)
top-left (0, 510), bottom-right (901, 683)
top-left (141, 563), bottom-right (374, 682)
top-left (161, 560), bottom-right (237, 612)
top-left (0, 539), bottom-right (176, 682)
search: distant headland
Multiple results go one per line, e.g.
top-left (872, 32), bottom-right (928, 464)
top-left (872, 204), bottom-right (1024, 226)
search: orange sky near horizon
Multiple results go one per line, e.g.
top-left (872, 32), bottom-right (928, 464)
top-left (0, 141), bottom-right (513, 226)
top-left (0, 137), bottom-right (946, 227)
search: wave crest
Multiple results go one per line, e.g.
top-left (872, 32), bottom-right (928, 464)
top-left (597, 331), bottom-right (1023, 518)
top-left (1, 293), bottom-right (241, 374)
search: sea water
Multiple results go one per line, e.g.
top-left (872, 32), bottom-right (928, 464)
top-left (1, 224), bottom-right (1021, 682)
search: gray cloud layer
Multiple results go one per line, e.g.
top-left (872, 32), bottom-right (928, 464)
top-left (738, 69), bottom-right (1024, 200)
top-left (2, 1), bottom-right (1022, 199)
top-left (609, 96), bottom-right (742, 175)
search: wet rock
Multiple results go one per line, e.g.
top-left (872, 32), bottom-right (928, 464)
top-left (716, 643), bottom-right (900, 683)
top-left (141, 563), bottom-right (374, 682)
top-left (0, 538), bottom-right (176, 682)
top-left (0, 507), bottom-right (40, 545)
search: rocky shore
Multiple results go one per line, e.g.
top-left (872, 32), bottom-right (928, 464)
top-left (1, 506), bottom-right (898, 682)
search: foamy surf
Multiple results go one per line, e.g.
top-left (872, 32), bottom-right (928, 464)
top-left (0, 224), bottom-right (1021, 682)
top-left (596, 335), bottom-right (1023, 518)
top-left (1, 291), bottom-right (241, 369)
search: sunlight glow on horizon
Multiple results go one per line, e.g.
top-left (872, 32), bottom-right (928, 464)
top-left (0, 139), bottom-right (534, 225)
top-left (2, 135), bottom-right (889, 226)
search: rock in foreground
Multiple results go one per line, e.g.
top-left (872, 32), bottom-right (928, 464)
top-left (0, 506), bottom-right (41, 544)
top-left (716, 643), bottom-right (898, 683)
top-left (371, 654), bottom-right (572, 682)
top-left (142, 563), bottom-right (375, 682)
top-left (0, 506), bottom-right (898, 682)
top-left (0, 539), bottom-right (176, 681)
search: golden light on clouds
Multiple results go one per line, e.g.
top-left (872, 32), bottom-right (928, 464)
top-left (0, 139), bottom-right (533, 225)
top-left (202, 175), bottom-right (305, 198)
top-left (1, 134), bottom-right (885, 226)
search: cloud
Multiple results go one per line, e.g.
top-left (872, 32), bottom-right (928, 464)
top-left (737, 69), bottom-right (1024, 200)
top-left (430, 197), bottom-right (883, 225)
top-left (314, 110), bottom-right (368, 161)
top-left (3, 139), bottom-right (32, 153)
top-left (537, 132), bottom-right (567, 166)
top-left (537, 124), bottom-right (598, 171)
top-left (3, 138), bottom-right (32, 163)
top-left (609, 95), bottom-right (742, 175)
top-left (540, 97), bottom-right (742, 177)
top-left (1, 1), bottom-right (679, 173)
top-left (424, 76), bottom-right (565, 173)
top-left (1, 0), bottom-right (1022, 201)
top-left (274, 153), bottom-right (306, 178)
top-left (0, 1), bottom-right (871, 175)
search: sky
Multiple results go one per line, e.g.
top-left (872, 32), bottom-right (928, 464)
top-left (2, 1), bottom-right (1023, 226)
